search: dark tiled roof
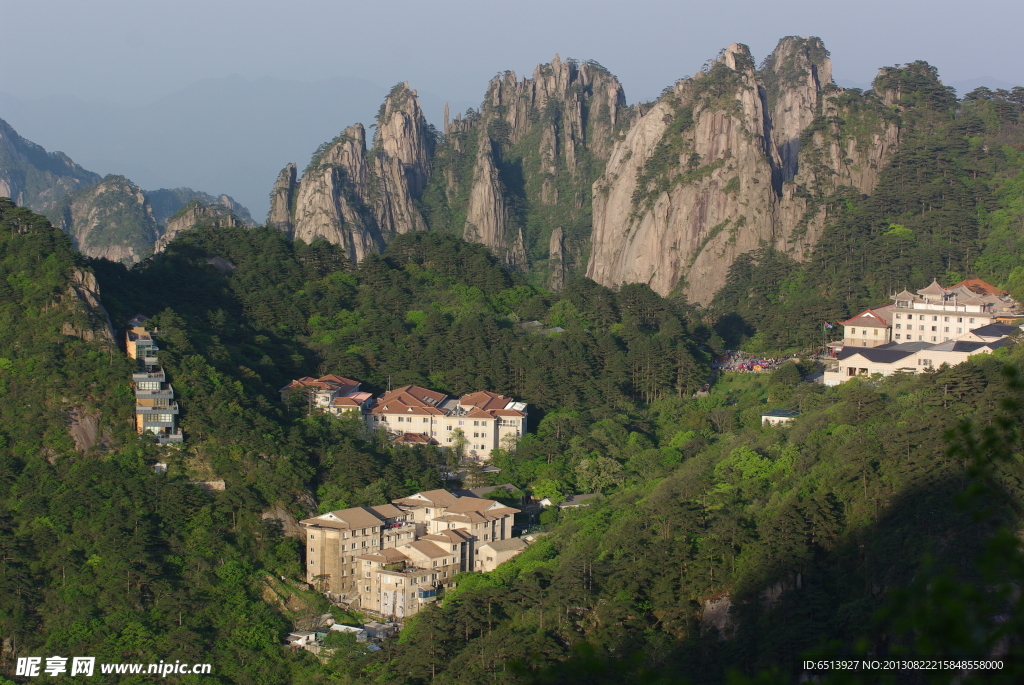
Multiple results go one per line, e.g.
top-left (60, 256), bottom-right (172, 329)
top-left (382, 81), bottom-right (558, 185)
top-left (761, 409), bottom-right (800, 418)
top-left (969, 323), bottom-right (1020, 338)
top-left (837, 348), bottom-right (914, 363)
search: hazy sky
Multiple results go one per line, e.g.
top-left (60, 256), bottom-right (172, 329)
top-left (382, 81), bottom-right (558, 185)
top-left (2, 0), bottom-right (1022, 218)
top-left (5, 0), bottom-right (1022, 106)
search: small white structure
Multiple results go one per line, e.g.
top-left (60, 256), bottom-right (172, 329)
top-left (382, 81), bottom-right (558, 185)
top-left (761, 409), bottom-right (800, 426)
top-left (475, 537), bottom-right (528, 572)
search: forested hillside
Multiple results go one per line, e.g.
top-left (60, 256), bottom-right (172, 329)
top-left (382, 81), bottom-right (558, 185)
top-left (2, 192), bottom-right (1024, 683)
top-left (711, 72), bottom-right (1024, 352)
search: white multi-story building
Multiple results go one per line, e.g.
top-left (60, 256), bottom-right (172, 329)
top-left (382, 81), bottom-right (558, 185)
top-left (823, 278), bottom-right (1020, 386)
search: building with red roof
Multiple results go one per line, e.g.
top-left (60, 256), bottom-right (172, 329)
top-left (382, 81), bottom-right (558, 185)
top-left (367, 385), bottom-right (527, 460)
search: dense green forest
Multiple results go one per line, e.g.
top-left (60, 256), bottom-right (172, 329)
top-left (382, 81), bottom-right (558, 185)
top-left (3, 192), bottom-right (1024, 683)
top-left (711, 72), bottom-right (1024, 353)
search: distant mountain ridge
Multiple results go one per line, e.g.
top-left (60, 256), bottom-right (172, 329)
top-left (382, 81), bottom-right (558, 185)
top-left (0, 116), bottom-right (252, 262)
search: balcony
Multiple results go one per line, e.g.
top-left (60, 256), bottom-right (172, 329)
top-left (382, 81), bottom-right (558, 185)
top-left (132, 368), bottom-right (165, 380)
top-left (155, 430), bottom-right (184, 444)
top-left (135, 386), bottom-right (174, 400)
top-left (135, 402), bottom-right (179, 415)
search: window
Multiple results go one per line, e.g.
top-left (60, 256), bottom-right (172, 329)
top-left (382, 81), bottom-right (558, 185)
top-left (423, 418), bottom-right (429, 423)
top-left (970, 318), bottom-right (975, 323)
top-left (931, 326), bottom-right (937, 332)
top-left (365, 586), bottom-right (370, 592)
top-left (310, 547), bottom-right (315, 552)
top-left (458, 420), bottom-right (465, 426)
top-left (365, 571), bottom-right (371, 578)
top-left (907, 314), bottom-right (914, 320)
top-left (473, 420), bottom-right (480, 426)
top-left (944, 316), bottom-right (950, 322)
top-left (931, 336), bottom-right (937, 341)
top-left (919, 325), bottom-right (925, 331)
top-left (446, 437), bottom-right (452, 443)
top-left (957, 328), bottom-right (963, 333)
top-left (895, 324), bottom-right (901, 329)
top-left (136, 381), bottom-right (160, 390)
top-left (310, 560), bottom-right (315, 565)
top-left (309, 534), bottom-right (315, 539)
top-left (932, 316), bottom-right (938, 321)
top-left (481, 432), bottom-right (487, 437)
top-left (895, 334), bottom-right (901, 340)
top-left (452, 545), bottom-right (457, 551)
top-left (896, 313), bottom-right (902, 319)
top-left (446, 425), bottom-right (452, 431)
top-left (397, 416), bottom-right (404, 423)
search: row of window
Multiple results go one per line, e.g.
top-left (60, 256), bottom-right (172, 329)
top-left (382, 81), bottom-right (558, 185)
top-left (896, 314), bottom-right (974, 323)
top-left (309, 527), bottom-right (377, 539)
top-left (894, 335), bottom-right (946, 342)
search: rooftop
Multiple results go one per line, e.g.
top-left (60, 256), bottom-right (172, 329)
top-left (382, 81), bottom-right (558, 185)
top-left (760, 409), bottom-right (800, 418)
top-left (479, 537), bottom-right (528, 553)
top-left (557, 493), bottom-right (602, 508)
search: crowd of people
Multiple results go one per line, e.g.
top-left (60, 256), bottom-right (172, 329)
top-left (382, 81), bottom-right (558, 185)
top-left (713, 351), bottom-right (797, 373)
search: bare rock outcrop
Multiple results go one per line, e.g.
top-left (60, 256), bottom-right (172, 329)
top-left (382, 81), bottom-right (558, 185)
top-left (548, 226), bottom-right (566, 291)
top-left (267, 163), bottom-right (297, 235)
top-left (274, 84), bottom-right (434, 264)
top-left (444, 55), bottom-right (628, 268)
top-left (586, 38), bottom-right (901, 305)
top-left (55, 267), bottom-right (117, 346)
top-left (462, 134), bottom-right (526, 266)
top-left (588, 44), bottom-right (778, 305)
top-left (154, 200), bottom-right (250, 253)
top-left (371, 83), bottom-right (433, 237)
top-left (290, 124), bottom-right (382, 263)
top-left (58, 175), bottom-right (160, 263)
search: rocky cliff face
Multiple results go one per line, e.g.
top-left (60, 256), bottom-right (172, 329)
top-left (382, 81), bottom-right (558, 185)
top-left (270, 84), bottom-right (435, 264)
top-left (154, 200), bottom-right (251, 253)
top-left (0, 117), bottom-right (100, 215)
top-left (267, 163), bottom-right (297, 235)
top-left (58, 175), bottom-right (161, 263)
top-left (586, 38), bottom-right (900, 305)
top-left (438, 56), bottom-right (628, 277)
top-left (146, 187), bottom-right (253, 229)
top-left (372, 83), bottom-right (433, 236)
top-left (60, 268), bottom-right (116, 344)
top-left (289, 123), bottom-right (382, 263)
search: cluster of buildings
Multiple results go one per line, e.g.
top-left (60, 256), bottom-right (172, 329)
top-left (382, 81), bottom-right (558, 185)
top-left (301, 488), bottom-right (527, 619)
top-left (824, 279), bottom-right (1020, 386)
top-left (125, 315), bottom-right (183, 444)
top-left (280, 377), bottom-right (528, 460)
